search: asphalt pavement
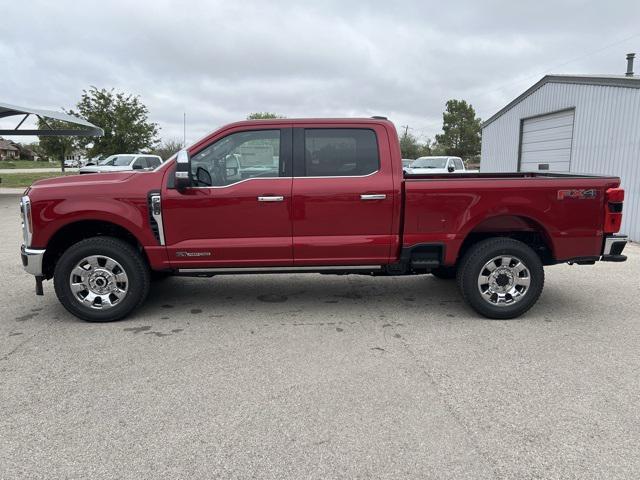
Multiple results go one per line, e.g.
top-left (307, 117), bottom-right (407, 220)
top-left (1, 193), bottom-right (639, 479)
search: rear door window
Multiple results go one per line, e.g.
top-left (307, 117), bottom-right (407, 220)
top-left (303, 129), bottom-right (379, 177)
top-left (134, 157), bottom-right (148, 169)
top-left (146, 157), bottom-right (161, 168)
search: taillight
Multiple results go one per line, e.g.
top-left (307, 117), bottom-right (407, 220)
top-left (604, 188), bottom-right (624, 233)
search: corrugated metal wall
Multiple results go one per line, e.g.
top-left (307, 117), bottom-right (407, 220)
top-left (481, 82), bottom-right (640, 241)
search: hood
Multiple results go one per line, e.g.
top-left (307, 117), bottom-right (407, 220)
top-left (30, 171), bottom-right (135, 190)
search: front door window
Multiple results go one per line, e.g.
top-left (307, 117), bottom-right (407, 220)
top-left (190, 130), bottom-right (281, 187)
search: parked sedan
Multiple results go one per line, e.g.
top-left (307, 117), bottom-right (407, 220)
top-left (79, 154), bottom-right (162, 174)
top-left (63, 159), bottom-right (79, 168)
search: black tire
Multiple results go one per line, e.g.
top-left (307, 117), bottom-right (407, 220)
top-left (456, 238), bottom-right (544, 319)
top-left (431, 266), bottom-right (457, 279)
top-left (54, 236), bottom-right (150, 322)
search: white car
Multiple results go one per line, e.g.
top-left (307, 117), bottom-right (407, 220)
top-left (406, 156), bottom-right (466, 174)
top-left (79, 154), bottom-right (163, 174)
top-left (63, 159), bottom-right (79, 168)
top-left (401, 158), bottom-right (414, 173)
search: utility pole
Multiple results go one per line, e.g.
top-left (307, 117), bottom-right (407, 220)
top-left (183, 112), bottom-right (186, 147)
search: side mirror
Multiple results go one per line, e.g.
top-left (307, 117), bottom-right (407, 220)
top-left (174, 149), bottom-right (191, 190)
top-left (447, 164), bottom-right (455, 173)
top-left (132, 163), bottom-right (143, 170)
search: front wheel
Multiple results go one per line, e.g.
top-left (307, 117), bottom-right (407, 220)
top-left (54, 237), bottom-right (150, 322)
top-left (456, 238), bottom-right (544, 319)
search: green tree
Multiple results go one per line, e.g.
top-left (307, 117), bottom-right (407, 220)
top-left (152, 138), bottom-right (184, 160)
top-left (71, 87), bottom-right (159, 158)
top-left (37, 118), bottom-right (76, 171)
top-left (435, 99), bottom-right (481, 160)
top-left (398, 126), bottom-right (433, 159)
top-left (247, 112), bottom-right (286, 120)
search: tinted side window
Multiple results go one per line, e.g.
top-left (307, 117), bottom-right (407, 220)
top-left (133, 157), bottom-right (148, 168)
top-left (146, 157), bottom-right (161, 168)
top-left (304, 129), bottom-right (379, 177)
top-left (453, 158), bottom-right (464, 170)
top-left (190, 130), bottom-right (280, 187)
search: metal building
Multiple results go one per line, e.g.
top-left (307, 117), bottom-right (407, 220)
top-left (481, 54), bottom-right (640, 240)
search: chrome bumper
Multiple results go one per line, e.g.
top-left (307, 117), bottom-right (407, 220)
top-left (21, 245), bottom-right (45, 276)
top-left (602, 235), bottom-right (628, 262)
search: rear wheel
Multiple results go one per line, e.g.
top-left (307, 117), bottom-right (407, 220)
top-left (456, 238), bottom-right (544, 319)
top-left (54, 237), bottom-right (150, 322)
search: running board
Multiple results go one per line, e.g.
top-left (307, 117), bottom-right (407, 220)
top-left (176, 265), bottom-right (383, 275)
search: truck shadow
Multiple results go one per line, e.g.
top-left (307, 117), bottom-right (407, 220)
top-left (139, 273), bottom-right (467, 324)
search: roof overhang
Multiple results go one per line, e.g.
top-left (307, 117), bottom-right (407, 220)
top-left (482, 75), bottom-right (640, 129)
top-left (0, 101), bottom-right (103, 137)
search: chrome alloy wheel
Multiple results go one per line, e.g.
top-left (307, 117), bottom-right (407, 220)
top-left (69, 255), bottom-right (129, 309)
top-left (477, 255), bottom-right (531, 306)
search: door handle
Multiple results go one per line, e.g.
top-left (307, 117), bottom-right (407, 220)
top-left (257, 196), bottom-right (284, 202)
top-left (360, 194), bottom-right (386, 200)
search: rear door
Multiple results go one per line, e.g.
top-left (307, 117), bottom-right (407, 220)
top-left (291, 124), bottom-right (395, 265)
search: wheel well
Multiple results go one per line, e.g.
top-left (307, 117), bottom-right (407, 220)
top-left (42, 220), bottom-right (147, 279)
top-left (458, 216), bottom-right (555, 266)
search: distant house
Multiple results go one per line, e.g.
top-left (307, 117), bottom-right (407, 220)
top-left (14, 143), bottom-right (36, 160)
top-left (65, 149), bottom-right (89, 165)
top-left (0, 137), bottom-right (19, 160)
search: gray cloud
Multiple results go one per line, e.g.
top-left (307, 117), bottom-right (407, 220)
top-left (1, 0), bottom-right (638, 144)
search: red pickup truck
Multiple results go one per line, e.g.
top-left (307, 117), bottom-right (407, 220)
top-left (20, 117), bottom-right (628, 322)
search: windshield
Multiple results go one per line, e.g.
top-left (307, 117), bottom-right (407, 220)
top-left (412, 157), bottom-right (447, 169)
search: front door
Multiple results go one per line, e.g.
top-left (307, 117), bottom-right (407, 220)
top-left (162, 127), bottom-right (293, 268)
top-left (291, 126), bottom-right (396, 265)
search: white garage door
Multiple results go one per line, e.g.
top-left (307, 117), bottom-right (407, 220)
top-left (519, 109), bottom-right (574, 172)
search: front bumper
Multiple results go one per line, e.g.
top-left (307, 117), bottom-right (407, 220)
top-left (21, 245), bottom-right (45, 276)
top-left (601, 235), bottom-right (628, 262)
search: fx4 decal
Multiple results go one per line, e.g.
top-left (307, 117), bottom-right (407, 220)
top-left (557, 189), bottom-right (597, 200)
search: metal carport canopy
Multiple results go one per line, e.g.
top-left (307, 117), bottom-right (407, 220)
top-left (0, 101), bottom-right (103, 137)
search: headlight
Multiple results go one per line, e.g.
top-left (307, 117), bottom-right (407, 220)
top-left (20, 195), bottom-right (33, 247)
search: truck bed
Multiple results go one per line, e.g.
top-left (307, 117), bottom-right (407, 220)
top-left (402, 172), bottom-right (621, 265)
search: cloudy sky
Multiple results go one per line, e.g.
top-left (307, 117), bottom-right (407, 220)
top-left (1, 0), bottom-right (639, 145)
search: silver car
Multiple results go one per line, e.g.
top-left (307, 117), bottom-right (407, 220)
top-left (79, 154), bottom-right (162, 174)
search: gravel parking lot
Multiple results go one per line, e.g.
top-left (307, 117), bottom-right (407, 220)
top-left (1, 192), bottom-right (639, 479)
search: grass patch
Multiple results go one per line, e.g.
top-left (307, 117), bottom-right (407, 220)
top-left (0, 171), bottom-right (74, 188)
top-left (0, 160), bottom-right (59, 170)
